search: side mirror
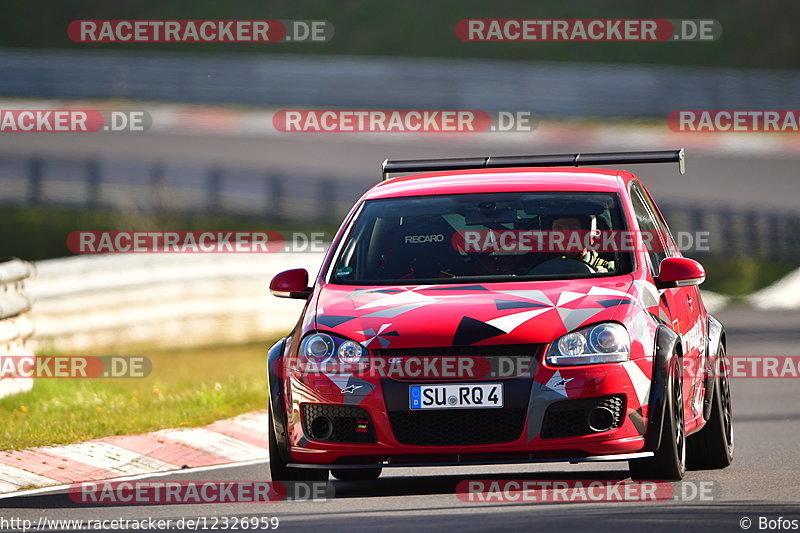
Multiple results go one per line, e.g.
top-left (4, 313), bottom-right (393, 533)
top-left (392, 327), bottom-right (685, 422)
top-left (270, 268), bottom-right (311, 299)
top-left (655, 257), bottom-right (705, 289)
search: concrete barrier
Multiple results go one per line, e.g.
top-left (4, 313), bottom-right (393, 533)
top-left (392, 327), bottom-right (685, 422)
top-left (0, 259), bottom-right (35, 399)
top-left (27, 253), bottom-right (324, 351)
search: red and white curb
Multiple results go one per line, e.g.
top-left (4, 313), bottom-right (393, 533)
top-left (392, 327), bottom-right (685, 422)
top-left (0, 410), bottom-right (269, 495)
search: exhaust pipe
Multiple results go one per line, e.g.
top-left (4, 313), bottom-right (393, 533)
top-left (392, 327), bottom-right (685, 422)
top-left (587, 406), bottom-right (616, 432)
top-left (309, 416), bottom-right (334, 440)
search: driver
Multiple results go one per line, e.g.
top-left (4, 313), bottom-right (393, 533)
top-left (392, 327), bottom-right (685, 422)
top-left (551, 216), bottom-right (614, 273)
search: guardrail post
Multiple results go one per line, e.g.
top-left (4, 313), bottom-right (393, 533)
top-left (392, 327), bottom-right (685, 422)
top-left (149, 160), bottom-right (167, 214)
top-left (207, 166), bottom-right (222, 215)
top-left (791, 216), bottom-right (800, 264)
top-left (688, 208), bottom-right (705, 251)
top-left (27, 157), bottom-right (43, 206)
top-left (266, 174), bottom-right (283, 221)
top-left (86, 159), bottom-right (101, 209)
top-left (767, 214), bottom-right (783, 262)
top-left (719, 208), bottom-right (738, 257)
top-left (744, 210), bottom-right (760, 258)
top-left (317, 179), bottom-right (335, 224)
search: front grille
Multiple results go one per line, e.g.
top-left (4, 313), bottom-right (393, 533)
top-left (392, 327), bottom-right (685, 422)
top-left (540, 395), bottom-right (625, 439)
top-left (388, 408), bottom-right (526, 445)
top-left (301, 404), bottom-right (377, 443)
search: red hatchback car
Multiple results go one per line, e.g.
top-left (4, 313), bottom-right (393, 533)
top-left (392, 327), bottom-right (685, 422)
top-left (266, 149), bottom-right (733, 483)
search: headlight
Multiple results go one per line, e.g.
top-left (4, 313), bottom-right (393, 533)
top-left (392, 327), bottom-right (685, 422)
top-left (546, 322), bottom-right (629, 366)
top-left (301, 333), bottom-right (335, 363)
top-left (557, 332), bottom-right (586, 356)
top-left (298, 333), bottom-right (369, 371)
top-left (338, 340), bottom-right (365, 364)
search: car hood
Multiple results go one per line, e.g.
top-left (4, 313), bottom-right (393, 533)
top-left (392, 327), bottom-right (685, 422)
top-left (313, 277), bottom-right (639, 349)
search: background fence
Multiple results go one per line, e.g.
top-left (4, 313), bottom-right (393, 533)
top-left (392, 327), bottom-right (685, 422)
top-left (0, 259), bottom-right (35, 400)
top-left (3, 153), bottom-right (800, 262)
top-left (2, 49), bottom-right (800, 117)
top-left (0, 154), bottom-right (362, 224)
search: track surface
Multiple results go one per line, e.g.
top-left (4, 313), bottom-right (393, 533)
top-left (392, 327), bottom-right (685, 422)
top-left (3, 304), bottom-right (799, 532)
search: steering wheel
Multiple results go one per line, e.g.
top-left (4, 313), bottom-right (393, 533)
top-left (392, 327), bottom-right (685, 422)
top-left (528, 257), bottom-right (596, 275)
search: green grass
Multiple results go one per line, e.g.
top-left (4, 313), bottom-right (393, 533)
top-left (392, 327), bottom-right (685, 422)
top-left (0, 340), bottom-right (276, 450)
top-left (698, 257), bottom-right (797, 297)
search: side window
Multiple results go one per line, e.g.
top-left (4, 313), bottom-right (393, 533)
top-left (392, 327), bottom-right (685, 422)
top-left (630, 183), bottom-right (669, 275)
top-left (638, 186), bottom-right (680, 258)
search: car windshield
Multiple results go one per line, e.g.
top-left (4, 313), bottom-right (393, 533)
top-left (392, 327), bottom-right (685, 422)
top-left (330, 191), bottom-right (632, 285)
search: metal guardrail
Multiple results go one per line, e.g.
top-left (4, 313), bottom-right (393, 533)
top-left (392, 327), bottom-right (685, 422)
top-left (1, 49), bottom-right (800, 117)
top-left (2, 153), bottom-right (800, 261)
top-left (0, 155), bottom-right (362, 224)
top-left (660, 205), bottom-right (800, 263)
top-left (0, 259), bottom-right (35, 400)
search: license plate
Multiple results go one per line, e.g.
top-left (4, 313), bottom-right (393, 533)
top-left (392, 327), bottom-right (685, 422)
top-left (409, 383), bottom-right (503, 410)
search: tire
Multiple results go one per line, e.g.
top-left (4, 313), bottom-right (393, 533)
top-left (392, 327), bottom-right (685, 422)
top-left (268, 406), bottom-right (328, 483)
top-left (629, 355), bottom-right (686, 481)
top-left (331, 467), bottom-right (382, 481)
top-left (687, 345), bottom-right (734, 470)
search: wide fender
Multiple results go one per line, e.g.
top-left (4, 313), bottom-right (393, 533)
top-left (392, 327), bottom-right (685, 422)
top-left (644, 325), bottom-right (681, 452)
top-left (267, 337), bottom-right (291, 463)
top-left (703, 314), bottom-right (726, 420)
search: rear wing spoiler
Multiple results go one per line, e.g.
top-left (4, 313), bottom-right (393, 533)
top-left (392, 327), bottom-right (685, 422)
top-left (381, 148), bottom-right (685, 180)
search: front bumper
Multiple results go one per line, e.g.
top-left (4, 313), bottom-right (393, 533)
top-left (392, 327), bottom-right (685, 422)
top-left (282, 358), bottom-right (652, 466)
top-left (284, 358), bottom-right (652, 468)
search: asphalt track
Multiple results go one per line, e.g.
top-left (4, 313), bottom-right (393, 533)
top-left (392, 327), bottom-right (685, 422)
top-left (2, 304), bottom-right (799, 532)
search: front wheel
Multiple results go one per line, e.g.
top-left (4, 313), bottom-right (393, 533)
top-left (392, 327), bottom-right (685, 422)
top-left (268, 407), bottom-right (328, 483)
top-left (629, 355), bottom-right (686, 481)
top-left (687, 345), bottom-right (734, 470)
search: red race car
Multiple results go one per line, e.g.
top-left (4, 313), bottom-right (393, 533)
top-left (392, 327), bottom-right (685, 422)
top-left (266, 149), bottom-right (733, 483)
